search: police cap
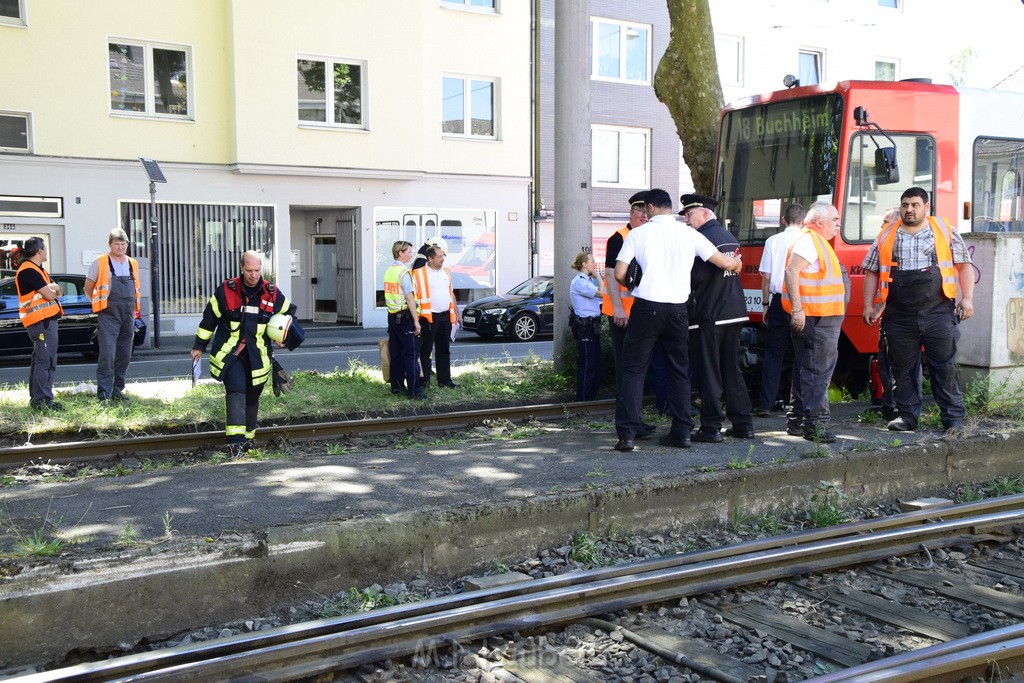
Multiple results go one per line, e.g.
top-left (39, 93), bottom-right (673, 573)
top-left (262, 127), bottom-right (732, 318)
top-left (679, 193), bottom-right (719, 215)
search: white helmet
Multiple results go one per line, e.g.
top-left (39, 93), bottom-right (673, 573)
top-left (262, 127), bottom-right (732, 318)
top-left (266, 313), bottom-right (293, 344)
top-left (426, 236), bottom-right (448, 253)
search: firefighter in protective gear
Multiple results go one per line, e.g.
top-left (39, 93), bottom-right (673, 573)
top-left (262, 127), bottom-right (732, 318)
top-left (861, 186), bottom-right (974, 433)
top-left (191, 251), bottom-right (295, 454)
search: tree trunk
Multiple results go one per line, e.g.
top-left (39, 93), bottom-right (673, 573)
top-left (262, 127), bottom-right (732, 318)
top-left (654, 0), bottom-right (723, 195)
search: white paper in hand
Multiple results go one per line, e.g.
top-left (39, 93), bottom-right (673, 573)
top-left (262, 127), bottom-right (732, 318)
top-left (192, 358), bottom-right (201, 387)
top-left (450, 322), bottom-right (460, 342)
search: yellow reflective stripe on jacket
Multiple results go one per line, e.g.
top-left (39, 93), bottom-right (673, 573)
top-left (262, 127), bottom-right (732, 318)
top-left (601, 226), bottom-right (634, 317)
top-left (91, 256), bottom-right (142, 313)
top-left (875, 217), bottom-right (958, 304)
top-left (15, 261), bottom-right (62, 328)
top-left (384, 264), bottom-right (410, 314)
top-left (781, 229), bottom-right (846, 317)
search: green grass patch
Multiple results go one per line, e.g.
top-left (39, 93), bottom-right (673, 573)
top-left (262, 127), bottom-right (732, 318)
top-left (0, 355), bottom-right (569, 440)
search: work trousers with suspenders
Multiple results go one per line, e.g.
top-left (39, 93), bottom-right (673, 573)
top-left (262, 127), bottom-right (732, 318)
top-left (881, 265), bottom-right (966, 429)
top-left (96, 273), bottom-right (136, 399)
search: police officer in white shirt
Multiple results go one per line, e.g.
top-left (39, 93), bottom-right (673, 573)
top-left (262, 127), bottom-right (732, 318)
top-left (612, 189), bottom-right (743, 452)
top-left (755, 203), bottom-right (806, 416)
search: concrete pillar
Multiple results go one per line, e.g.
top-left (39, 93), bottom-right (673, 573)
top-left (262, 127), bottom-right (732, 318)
top-left (959, 233), bottom-right (1024, 398)
top-left (553, 0), bottom-right (591, 373)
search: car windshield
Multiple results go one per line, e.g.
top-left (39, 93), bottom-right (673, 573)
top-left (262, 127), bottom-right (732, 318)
top-left (507, 277), bottom-right (552, 297)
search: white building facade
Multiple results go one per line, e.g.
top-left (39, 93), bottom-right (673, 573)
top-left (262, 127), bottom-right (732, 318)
top-left (0, 0), bottom-right (532, 334)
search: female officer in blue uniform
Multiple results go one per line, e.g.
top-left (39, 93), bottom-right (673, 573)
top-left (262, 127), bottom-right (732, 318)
top-left (569, 251), bottom-right (604, 401)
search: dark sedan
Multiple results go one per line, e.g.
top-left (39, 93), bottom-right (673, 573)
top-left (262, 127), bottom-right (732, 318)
top-left (0, 273), bottom-right (144, 356)
top-left (461, 275), bottom-right (554, 341)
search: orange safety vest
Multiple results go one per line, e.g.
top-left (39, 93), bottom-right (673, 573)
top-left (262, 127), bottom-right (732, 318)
top-left (601, 226), bottom-right (634, 317)
top-left (781, 228), bottom-right (846, 317)
top-left (411, 266), bottom-right (456, 323)
top-left (15, 260), bottom-right (63, 328)
top-left (874, 217), bottom-right (958, 304)
top-left (91, 255), bottom-right (142, 314)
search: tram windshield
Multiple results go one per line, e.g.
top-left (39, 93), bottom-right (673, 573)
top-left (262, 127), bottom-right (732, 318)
top-left (717, 94), bottom-right (843, 245)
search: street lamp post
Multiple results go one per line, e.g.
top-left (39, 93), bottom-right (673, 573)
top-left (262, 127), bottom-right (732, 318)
top-left (138, 158), bottom-right (166, 348)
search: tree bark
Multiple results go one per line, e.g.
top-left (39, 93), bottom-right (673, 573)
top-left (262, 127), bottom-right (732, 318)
top-left (654, 0), bottom-right (723, 195)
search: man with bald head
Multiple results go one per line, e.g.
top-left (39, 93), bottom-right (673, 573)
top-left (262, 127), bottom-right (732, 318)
top-left (192, 251), bottom-right (296, 455)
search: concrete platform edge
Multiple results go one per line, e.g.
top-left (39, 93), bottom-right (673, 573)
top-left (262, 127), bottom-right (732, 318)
top-left (1, 430), bottom-right (1021, 668)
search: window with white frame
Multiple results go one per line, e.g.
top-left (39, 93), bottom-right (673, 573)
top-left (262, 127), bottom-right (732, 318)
top-left (798, 50), bottom-right (822, 86)
top-left (592, 124), bottom-right (649, 188)
top-left (442, 76), bottom-right (496, 138)
top-left (591, 17), bottom-right (650, 84)
top-left (441, 0), bottom-right (497, 11)
top-left (877, 0), bottom-right (900, 8)
top-left (0, 111), bottom-right (30, 153)
top-left (715, 36), bottom-right (743, 87)
top-left (0, 0), bottom-right (24, 26)
top-left (109, 41), bottom-right (191, 117)
top-left (875, 59), bottom-right (897, 81)
top-left (297, 57), bottom-right (366, 128)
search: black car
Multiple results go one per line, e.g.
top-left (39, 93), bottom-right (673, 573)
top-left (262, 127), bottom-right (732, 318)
top-left (461, 275), bottom-right (554, 341)
top-left (0, 273), bottom-right (145, 356)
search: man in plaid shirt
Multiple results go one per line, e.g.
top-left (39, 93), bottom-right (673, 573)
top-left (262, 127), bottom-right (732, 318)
top-left (861, 187), bottom-right (974, 433)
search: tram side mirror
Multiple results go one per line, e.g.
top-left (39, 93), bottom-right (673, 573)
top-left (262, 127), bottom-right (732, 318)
top-left (875, 147), bottom-right (900, 185)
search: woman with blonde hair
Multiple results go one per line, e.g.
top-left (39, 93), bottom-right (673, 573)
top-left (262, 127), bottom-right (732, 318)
top-left (569, 251), bottom-right (604, 401)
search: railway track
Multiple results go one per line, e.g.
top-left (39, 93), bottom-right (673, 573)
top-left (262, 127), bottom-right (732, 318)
top-left (0, 398), bottom-right (617, 468)
top-left (16, 494), bottom-right (1024, 682)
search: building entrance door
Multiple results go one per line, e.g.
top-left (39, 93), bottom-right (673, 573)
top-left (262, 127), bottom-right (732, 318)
top-left (311, 235), bottom-right (337, 322)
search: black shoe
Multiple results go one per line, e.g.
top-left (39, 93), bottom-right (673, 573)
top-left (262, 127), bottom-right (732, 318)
top-left (658, 433), bottom-right (692, 448)
top-left (390, 388), bottom-right (403, 395)
top-left (724, 426), bottom-right (755, 439)
top-left (944, 419), bottom-right (965, 432)
top-left (786, 423), bottom-right (804, 436)
top-left (691, 428), bottom-right (723, 443)
top-left (640, 423), bottom-right (657, 436)
top-left (614, 439), bottom-right (635, 452)
top-left (754, 408), bottom-right (771, 418)
top-left (440, 381), bottom-right (460, 388)
top-left (880, 406), bottom-right (898, 421)
top-left (111, 391), bottom-right (128, 402)
top-left (410, 391), bottom-right (427, 400)
top-left (803, 426), bottom-right (837, 443)
top-left (97, 392), bottom-right (109, 402)
top-left (887, 417), bottom-right (915, 432)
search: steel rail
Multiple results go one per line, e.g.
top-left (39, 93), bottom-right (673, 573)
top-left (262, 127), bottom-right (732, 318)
top-left (0, 398), bottom-right (616, 467)
top-left (19, 498), bottom-right (1024, 683)
top-left (804, 623), bottom-right (1024, 682)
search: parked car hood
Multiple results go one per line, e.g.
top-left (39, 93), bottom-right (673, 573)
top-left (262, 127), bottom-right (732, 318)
top-left (466, 294), bottom-right (531, 310)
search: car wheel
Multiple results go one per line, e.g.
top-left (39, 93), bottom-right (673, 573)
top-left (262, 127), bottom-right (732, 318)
top-left (510, 313), bottom-right (538, 341)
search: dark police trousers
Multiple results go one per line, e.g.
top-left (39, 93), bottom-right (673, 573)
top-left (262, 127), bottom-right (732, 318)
top-left (615, 299), bottom-right (694, 440)
top-left (882, 265), bottom-right (965, 428)
top-left (573, 316), bottom-right (602, 401)
top-left (758, 293), bottom-right (792, 412)
top-left (691, 321), bottom-right (752, 432)
top-left (388, 311), bottom-right (421, 396)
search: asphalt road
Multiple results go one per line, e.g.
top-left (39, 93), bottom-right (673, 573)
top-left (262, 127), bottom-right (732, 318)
top-left (0, 331), bottom-right (554, 387)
